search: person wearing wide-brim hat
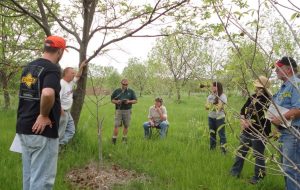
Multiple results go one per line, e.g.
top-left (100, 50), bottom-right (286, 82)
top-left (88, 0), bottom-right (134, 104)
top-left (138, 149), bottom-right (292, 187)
top-left (230, 76), bottom-right (272, 184)
top-left (253, 76), bottom-right (272, 96)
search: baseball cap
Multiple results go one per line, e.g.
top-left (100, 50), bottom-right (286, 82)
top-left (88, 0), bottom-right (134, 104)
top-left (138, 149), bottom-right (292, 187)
top-left (44, 36), bottom-right (67, 50)
top-left (275, 56), bottom-right (297, 68)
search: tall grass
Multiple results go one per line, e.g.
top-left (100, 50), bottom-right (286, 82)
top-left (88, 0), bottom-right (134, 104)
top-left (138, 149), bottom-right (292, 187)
top-left (0, 94), bottom-right (284, 190)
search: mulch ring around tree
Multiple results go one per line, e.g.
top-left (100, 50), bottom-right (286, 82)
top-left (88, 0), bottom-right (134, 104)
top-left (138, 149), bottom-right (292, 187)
top-left (66, 162), bottom-right (149, 190)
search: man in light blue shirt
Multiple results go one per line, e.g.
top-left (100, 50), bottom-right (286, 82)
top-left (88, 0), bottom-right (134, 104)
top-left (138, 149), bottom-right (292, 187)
top-left (272, 56), bottom-right (300, 190)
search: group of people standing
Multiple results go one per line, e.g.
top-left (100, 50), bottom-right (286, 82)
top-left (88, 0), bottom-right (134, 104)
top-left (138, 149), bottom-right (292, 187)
top-left (205, 57), bottom-right (300, 189)
top-left (14, 34), bottom-right (299, 190)
top-left (15, 35), bottom-right (169, 190)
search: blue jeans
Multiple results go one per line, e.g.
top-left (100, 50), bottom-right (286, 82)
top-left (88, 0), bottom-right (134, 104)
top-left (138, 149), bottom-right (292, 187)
top-left (208, 117), bottom-right (226, 149)
top-left (279, 128), bottom-right (300, 190)
top-left (143, 121), bottom-right (169, 138)
top-left (18, 134), bottom-right (59, 190)
top-left (59, 111), bottom-right (75, 145)
top-left (230, 132), bottom-right (266, 178)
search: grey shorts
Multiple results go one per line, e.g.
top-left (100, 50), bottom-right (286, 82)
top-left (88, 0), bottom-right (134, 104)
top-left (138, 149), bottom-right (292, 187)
top-left (114, 109), bottom-right (131, 128)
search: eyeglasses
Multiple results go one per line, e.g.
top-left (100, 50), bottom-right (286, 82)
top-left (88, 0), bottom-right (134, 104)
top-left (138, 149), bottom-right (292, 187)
top-left (121, 83), bottom-right (128, 86)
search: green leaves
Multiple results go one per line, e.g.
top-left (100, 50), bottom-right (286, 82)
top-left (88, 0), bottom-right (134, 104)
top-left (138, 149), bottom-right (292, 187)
top-left (122, 58), bottom-right (148, 96)
top-left (290, 12), bottom-right (300, 20)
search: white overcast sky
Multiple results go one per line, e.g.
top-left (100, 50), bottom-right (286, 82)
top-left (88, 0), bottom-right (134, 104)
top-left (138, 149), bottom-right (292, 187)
top-left (59, 0), bottom-right (300, 73)
top-left (60, 36), bottom-right (156, 73)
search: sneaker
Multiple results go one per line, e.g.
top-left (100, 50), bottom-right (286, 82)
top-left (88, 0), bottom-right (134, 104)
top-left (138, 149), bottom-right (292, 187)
top-left (122, 137), bottom-right (127, 143)
top-left (112, 138), bottom-right (117, 145)
top-left (249, 176), bottom-right (263, 184)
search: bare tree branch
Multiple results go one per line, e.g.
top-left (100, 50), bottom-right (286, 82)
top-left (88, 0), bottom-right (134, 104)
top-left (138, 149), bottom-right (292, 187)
top-left (10, 0), bottom-right (51, 35)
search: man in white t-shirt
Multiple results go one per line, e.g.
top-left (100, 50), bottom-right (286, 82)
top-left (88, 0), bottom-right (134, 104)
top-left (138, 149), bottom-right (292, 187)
top-left (59, 60), bottom-right (87, 145)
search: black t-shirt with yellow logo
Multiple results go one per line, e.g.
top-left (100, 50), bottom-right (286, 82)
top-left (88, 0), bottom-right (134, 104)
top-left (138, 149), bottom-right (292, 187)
top-left (16, 58), bottom-right (61, 138)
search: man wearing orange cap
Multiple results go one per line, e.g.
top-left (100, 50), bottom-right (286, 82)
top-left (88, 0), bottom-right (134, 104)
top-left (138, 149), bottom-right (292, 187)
top-left (272, 56), bottom-right (300, 190)
top-left (16, 35), bottom-right (67, 190)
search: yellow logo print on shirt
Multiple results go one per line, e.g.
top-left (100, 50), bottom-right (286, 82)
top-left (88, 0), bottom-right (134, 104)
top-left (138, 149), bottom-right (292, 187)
top-left (21, 73), bottom-right (37, 88)
top-left (281, 92), bottom-right (292, 98)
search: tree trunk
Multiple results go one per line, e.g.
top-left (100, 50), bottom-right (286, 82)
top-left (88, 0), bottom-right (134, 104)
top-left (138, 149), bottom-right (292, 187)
top-left (176, 87), bottom-right (181, 101)
top-left (71, 55), bottom-right (88, 126)
top-left (168, 88), bottom-right (172, 98)
top-left (2, 78), bottom-right (10, 109)
top-left (71, 0), bottom-right (96, 126)
top-left (139, 86), bottom-right (143, 97)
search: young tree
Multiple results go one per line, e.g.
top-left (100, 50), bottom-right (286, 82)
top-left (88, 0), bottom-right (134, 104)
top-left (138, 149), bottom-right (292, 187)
top-left (150, 34), bottom-right (203, 101)
top-left (145, 56), bottom-right (171, 96)
top-left (222, 42), bottom-right (272, 95)
top-left (0, 3), bottom-right (44, 109)
top-left (122, 57), bottom-right (147, 97)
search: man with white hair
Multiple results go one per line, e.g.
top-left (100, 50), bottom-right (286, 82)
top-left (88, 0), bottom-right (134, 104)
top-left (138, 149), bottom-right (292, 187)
top-left (59, 60), bottom-right (88, 145)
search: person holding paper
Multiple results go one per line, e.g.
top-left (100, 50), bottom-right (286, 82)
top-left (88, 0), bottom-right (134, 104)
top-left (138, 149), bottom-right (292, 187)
top-left (16, 36), bottom-right (67, 190)
top-left (230, 76), bottom-right (272, 184)
top-left (272, 57), bottom-right (300, 190)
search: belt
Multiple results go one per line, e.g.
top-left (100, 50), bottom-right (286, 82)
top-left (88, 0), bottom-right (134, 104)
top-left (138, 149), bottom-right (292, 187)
top-left (63, 109), bottom-right (70, 112)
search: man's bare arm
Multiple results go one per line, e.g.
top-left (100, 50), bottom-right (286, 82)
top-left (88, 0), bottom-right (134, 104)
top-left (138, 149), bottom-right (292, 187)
top-left (76, 60), bottom-right (88, 78)
top-left (32, 88), bottom-right (55, 134)
top-left (40, 88), bottom-right (55, 116)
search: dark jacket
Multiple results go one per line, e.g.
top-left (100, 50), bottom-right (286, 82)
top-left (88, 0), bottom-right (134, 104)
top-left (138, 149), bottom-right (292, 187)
top-left (240, 92), bottom-right (271, 136)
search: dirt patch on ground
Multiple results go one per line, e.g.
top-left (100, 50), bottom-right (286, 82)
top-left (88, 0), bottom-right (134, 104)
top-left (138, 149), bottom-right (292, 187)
top-left (66, 162), bottom-right (148, 190)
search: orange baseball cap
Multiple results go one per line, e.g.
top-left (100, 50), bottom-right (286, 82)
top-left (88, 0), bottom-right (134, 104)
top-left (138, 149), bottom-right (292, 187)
top-left (44, 35), bottom-right (67, 50)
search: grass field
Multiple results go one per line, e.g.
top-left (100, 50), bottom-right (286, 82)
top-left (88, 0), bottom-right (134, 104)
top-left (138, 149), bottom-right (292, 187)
top-left (0, 94), bottom-right (284, 190)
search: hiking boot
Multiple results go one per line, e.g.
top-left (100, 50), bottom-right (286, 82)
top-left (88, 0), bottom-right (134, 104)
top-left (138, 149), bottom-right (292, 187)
top-left (112, 138), bottom-right (117, 145)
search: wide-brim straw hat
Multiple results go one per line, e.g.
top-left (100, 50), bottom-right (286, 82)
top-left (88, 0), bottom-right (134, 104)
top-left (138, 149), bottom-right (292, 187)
top-left (253, 76), bottom-right (271, 88)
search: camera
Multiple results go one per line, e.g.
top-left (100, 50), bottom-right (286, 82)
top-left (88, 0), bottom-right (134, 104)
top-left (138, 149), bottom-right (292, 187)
top-left (121, 99), bottom-right (128, 103)
top-left (200, 84), bottom-right (210, 88)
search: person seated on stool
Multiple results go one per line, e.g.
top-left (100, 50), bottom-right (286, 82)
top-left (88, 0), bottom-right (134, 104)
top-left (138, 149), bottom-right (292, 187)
top-left (143, 97), bottom-right (169, 138)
